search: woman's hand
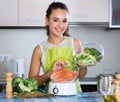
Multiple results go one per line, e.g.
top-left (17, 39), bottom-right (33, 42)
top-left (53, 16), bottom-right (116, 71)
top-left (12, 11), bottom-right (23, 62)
top-left (47, 60), bottom-right (67, 77)
top-left (52, 60), bottom-right (68, 71)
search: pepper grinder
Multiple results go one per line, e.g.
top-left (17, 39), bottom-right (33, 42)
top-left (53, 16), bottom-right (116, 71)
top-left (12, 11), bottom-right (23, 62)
top-left (112, 73), bottom-right (120, 102)
top-left (6, 72), bottom-right (13, 98)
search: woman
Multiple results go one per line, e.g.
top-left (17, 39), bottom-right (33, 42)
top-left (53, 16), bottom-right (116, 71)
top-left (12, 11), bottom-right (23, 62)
top-left (29, 2), bottom-right (87, 92)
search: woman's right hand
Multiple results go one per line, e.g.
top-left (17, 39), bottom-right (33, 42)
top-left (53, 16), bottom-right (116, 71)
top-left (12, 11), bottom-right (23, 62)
top-left (52, 60), bottom-right (68, 71)
top-left (47, 60), bottom-right (67, 77)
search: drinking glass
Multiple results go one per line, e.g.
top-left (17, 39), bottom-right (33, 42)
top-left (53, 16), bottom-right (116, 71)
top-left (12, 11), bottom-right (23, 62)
top-left (99, 77), bottom-right (112, 96)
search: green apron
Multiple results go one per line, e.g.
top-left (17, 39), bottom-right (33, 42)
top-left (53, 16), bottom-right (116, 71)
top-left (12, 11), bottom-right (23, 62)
top-left (44, 39), bottom-right (82, 92)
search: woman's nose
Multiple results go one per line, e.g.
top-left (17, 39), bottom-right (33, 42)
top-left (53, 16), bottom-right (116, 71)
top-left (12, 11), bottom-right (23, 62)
top-left (58, 22), bottom-right (63, 28)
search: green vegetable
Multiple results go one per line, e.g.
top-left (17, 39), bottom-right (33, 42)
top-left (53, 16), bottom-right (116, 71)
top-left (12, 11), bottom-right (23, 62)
top-left (12, 77), bottom-right (38, 93)
top-left (84, 47), bottom-right (103, 61)
top-left (84, 47), bottom-right (91, 54)
top-left (24, 78), bottom-right (39, 92)
top-left (18, 81), bottom-right (31, 93)
top-left (75, 47), bottom-right (103, 66)
top-left (76, 53), bottom-right (96, 66)
top-left (12, 77), bottom-right (25, 93)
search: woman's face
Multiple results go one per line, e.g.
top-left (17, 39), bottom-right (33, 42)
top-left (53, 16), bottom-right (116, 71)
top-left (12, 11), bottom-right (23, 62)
top-left (46, 8), bottom-right (68, 37)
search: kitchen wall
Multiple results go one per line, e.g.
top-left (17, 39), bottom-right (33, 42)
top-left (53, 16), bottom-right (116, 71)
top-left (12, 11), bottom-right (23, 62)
top-left (0, 26), bottom-right (120, 78)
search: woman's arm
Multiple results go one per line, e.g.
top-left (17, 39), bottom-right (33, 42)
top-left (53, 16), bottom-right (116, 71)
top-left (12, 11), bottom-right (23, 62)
top-left (28, 45), bottom-right (52, 86)
top-left (73, 38), bottom-right (88, 80)
top-left (78, 67), bottom-right (87, 79)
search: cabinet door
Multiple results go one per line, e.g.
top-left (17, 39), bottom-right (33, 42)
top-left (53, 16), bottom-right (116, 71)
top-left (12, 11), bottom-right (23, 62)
top-left (55, 0), bottom-right (109, 22)
top-left (19, 0), bottom-right (53, 26)
top-left (0, 0), bottom-right (18, 26)
top-left (109, 0), bottom-right (120, 28)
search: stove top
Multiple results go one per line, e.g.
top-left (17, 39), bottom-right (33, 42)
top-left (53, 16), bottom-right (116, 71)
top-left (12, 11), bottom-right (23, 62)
top-left (79, 77), bottom-right (97, 85)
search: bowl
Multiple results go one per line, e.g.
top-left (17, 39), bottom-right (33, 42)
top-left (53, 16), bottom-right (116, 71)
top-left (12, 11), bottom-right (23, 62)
top-left (83, 43), bottom-right (104, 59)
top-left (48, 82), bottom-right (77, 96)
top-left (75, 43), bottom-right (104, 67)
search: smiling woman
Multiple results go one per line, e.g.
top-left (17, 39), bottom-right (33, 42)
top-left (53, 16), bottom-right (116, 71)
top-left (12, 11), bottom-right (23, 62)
top-left (45, 2), bottom-right (69, 37)
top-left (28, 2), bottom-right (87, 93)
top-left (46, 8), bottom-right (68, 38)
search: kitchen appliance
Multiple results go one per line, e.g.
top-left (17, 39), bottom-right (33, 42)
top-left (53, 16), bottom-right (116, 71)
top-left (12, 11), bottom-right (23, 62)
top-left (48, 82), bottom-right (77, 95)
top-left (12, 59), bottom-right (24, 78)
top-left (0, 59), bottom-right (11, 79)
top-left (97, 69), bottom-right (115, 95)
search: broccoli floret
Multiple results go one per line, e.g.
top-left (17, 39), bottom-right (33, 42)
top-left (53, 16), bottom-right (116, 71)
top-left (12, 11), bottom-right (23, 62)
top-left (24, 78), bottom-right (38, 91)
top-left (84, 47), bottom-right (91, 54)
top-left (12, 77), bottom-right (24, 86)
top-left (12, 77), bottom-right (25, 93)
top-left (84, 47), bottom-right (103, 62)
top-left (77, 53), bottom-right (96, 66)
top-left (18, 81), bottom-right (31, 93)
top-left (90, 48), bottom-right (103, 61)
top-left (12, 77), bottom-right (38, 93)
top-left (76, 53), bottom-right (88, 60)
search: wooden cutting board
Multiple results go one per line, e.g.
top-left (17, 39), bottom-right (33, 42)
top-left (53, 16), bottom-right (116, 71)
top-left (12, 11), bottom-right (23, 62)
top-left (13, 91), bottom-right (54, 98)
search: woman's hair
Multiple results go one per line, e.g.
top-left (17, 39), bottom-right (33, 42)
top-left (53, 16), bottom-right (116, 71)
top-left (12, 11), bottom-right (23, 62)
top-left (45, 2), bottom-right (70, 37)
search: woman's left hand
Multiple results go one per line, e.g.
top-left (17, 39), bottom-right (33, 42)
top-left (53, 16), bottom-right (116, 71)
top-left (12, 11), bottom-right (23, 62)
top-left (79, 67), bottom-right (88, 80)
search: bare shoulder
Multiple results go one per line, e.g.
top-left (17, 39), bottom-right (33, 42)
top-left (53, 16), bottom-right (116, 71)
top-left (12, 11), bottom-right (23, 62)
top-left (33, 45), bottom-right (40, 52)
top-left (73, 38), bottom-right (83, 53)
top-left (73, 38), bottom-right (81, 47)
top-left (33, 45), bottom-right (41, 58)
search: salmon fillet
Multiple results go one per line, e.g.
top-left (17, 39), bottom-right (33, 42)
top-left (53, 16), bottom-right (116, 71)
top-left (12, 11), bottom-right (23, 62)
top-left (51, 68), bottom-right (78, 83)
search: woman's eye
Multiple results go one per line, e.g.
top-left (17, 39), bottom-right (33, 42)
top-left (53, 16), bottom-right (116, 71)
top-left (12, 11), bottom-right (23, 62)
top-left (63, 20), bottom-right (67, 23)
top-left (63, 19), bottom-right (68, 23)
top-left (53, 19), bottom-right (58, 22)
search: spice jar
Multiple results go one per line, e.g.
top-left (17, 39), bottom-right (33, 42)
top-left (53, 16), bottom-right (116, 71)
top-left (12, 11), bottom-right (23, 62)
top-left (112, 74), bottom-right (120, 102)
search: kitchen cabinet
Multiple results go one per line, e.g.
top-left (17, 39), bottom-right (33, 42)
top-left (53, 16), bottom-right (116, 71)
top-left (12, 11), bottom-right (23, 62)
top-left (19, 0), bottom-right (53, 26)
top-left (56, 0), bottom-right (109, 23)
top-left (19, 0), bottom-right (109, 26)
top-left (109, 0), bottom-right (120, 28)
top-left (0, 0), bottom-right (109, 27)
top-left (0, 0), bottom-right (18, 26)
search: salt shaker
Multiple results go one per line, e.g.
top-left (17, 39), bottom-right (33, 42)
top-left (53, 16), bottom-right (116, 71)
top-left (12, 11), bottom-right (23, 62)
top-left (6, 72), bottom-right (13, 98)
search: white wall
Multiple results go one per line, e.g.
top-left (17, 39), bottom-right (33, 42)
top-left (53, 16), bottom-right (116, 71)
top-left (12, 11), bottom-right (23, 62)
top-left (0, 26), bottom-right (120, 78)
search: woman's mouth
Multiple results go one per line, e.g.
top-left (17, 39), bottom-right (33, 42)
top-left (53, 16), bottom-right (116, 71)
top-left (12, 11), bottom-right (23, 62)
top-left (55, 28), bottom-right (64, 33)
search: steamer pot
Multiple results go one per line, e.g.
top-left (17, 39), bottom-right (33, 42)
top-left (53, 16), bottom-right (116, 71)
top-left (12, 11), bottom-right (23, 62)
top-left (48, 82), bottom-right (77, 95)
top-left (97, 69), bottom-right (115, 92)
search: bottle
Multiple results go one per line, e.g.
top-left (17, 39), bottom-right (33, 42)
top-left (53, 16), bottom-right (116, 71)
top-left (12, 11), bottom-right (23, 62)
top-left (103, 95), bottom-right (118, 102)
top-left (6, 72), bottom-right (13, 98)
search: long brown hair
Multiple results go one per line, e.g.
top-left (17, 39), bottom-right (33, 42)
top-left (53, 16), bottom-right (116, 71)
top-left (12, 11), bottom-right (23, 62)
top-left (45, 2), bottom-right (70, 37)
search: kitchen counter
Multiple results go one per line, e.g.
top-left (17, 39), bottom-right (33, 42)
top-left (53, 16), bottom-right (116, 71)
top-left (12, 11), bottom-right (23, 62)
top-left (80, 77), bottom-right (97, 85)
top-left (0, 92), bottom-right (104, 102)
